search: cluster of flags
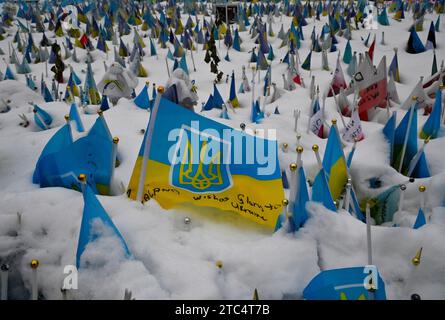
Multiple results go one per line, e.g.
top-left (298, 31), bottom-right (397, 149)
top-left (3, 0), bottom-right (444, 300)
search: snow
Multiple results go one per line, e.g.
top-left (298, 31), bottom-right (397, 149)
top-left (0, 2), bottom-right (445, 300)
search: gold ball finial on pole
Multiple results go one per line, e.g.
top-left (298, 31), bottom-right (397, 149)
top-left (412, 95), bottom-right (417, 101)
top-left (331, 118), bottom-right (337, 125)
top-left (296, 146), bottom-right (303, 154)
top-left (113, 137), bottom-right (119, 144)
top-left (64, 114), bottom-right (70, 122)
top-left (30, 259), bottom-right (39, 269)
top-left (418, 185), bottom-right (426, 193)
top-left (289, 163), bottom-right (297, 171)
top-left (282, 199), bottom-right (289, 206)
top-left (312, 144), bottom-right (319, 152)
top-left (216, 260), bottom-right (223, 269)
top-left (412, 247), bottom-right (423, 266)
top-left (157, 86), bottom-right (165, 94)
top-left (78, 173), bottom-right (86, 183)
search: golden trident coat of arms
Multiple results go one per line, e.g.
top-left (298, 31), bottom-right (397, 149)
top-left (170, 127), bottom-right (232, 193)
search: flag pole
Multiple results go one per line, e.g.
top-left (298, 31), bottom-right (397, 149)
top-left (136, 86), bottom-right (164, 203)
top-left (1, 264), bottom-right (9, 300)
top-left (407, 138), bottom-right (429, 177)
top-left (165, 57), bottom-right (170, 78)
top-left (365, 203), bottom-right (373, 266)
top-left (312, 144), bottom-right (322, 169)
top-left (365, 202), bottom-right (376, 301)
top-left (398, 99), bottom-right (416, 173)
top-left (30, 259), bottom-right (39, 300)
top-left (330, 84), bottom-right (347, 129)
top-left (188, 39), bottom-right (196, 72)
top-left (344, 178), bottom-right (352, 212)
top-left (397, 183), bottom-right (407, 215)
top-left (293, 108), bottom-right (300, 133)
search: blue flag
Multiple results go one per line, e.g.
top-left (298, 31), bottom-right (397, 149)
top-left (213, 84), bottom-right (224, 109)
top-left (290, 166), bottom-right (309, 232)
top-left (134, 84), bottom-right (150, 109)
top-left (33, 123), bottom-right (73, 184)
top-left (36, 116), bottom-right (115, 195)
top-left (33, 105), bottom-right (53, 130)
top-left (312, 169), bottom-right (337, 212)
top-left (413, 207), bottom-right (426, 229)
top-left (383, 111), bottom-right (397, 164)
top-left (303, 266), bottom-right (387, 300)
top-left (202, 94), bottom-right (215, 111)
top-left (100, 95), bottom-right (110, 111)
top-left (393, 106), bottom-right (418, 174)
top-left (420, 89), bottom-right (442, 139)
top-left (76, 184), bottom-right (131, 269)
top-left (69, 103), bottom-right (85, 132)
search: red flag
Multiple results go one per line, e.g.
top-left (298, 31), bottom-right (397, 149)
top-left (368, 36), bottom-right (376, 62)
top-left (80, 34), bottom-right (88, 48)
top-left (357, 78), bottom-right (387, 120)
top-left (357, 56), bottom-right (387, 121)
top-left (293, 74), bottom-right (302, 85)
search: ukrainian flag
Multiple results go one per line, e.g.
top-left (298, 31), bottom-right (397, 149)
top-left (127, 97), bottom-right (285, 229)
top-left (322, 125), bottom-right (348, 200)
top-left (420, 89), bottom-right (442, 139)
top-left (229, 71), bottom-right (239, 108)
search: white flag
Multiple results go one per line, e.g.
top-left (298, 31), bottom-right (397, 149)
top-left (342, 110), bottom-right (364, 142)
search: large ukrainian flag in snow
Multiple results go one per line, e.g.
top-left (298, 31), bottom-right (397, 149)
top-left (127, 97), bottom-right (284, 229)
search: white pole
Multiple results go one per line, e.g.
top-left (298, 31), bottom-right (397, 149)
top-left (296, 147), bottom-right (303, 167)
top-left (407, 139), bottom-right (429, 177)
top-left (398, 103), bottom-right (416, 173)
top-left (294, 109), bottom-right (300, 132)
top-left (330, 84), bottom-right (347, 129)
top-left (397, 184), bottom-right (406, 214)
top-left (365, 203), bottom-right (373, 265)
top-left (251, 66), bottom-right (256, 111)
top-left (1, 264), bottom-right (9, 300)
top-left (312, 144), bottom-right (322, 169)
top-left (30, 260), bottom-right (39, 300)
top-left (419, 185), bottom-right (426, 210)
top-left (136, 87), bottom-right (164, 202)
top-left (344, 178), bottom-right (352, 212)
top-left (165, 57), bottom-right (170, 78)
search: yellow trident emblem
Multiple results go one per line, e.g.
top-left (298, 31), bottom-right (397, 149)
top-left (178, 140), bottom-right (224, 191)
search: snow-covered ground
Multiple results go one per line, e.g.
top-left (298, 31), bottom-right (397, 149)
top-left (1, 2), bottom-right (445, 299)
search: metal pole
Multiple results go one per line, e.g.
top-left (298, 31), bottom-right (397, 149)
top-left (136, 86), bottom-right (164, 202)
top-left (366, 203), bottom-right (373, 266)
top-left (1, 264), bottom-right (9, 300)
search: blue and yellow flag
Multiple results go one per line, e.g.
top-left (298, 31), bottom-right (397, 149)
top-left (322, 125), bottom-right (348, 200)
top-left (303, 266), bottom-right (387, 300)
top-left (420, 89), bottom-right (442, 139)
top-left (127, 97), bottom-right (284, 229)
top-left (229, 71), bottom-right (239, 108)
